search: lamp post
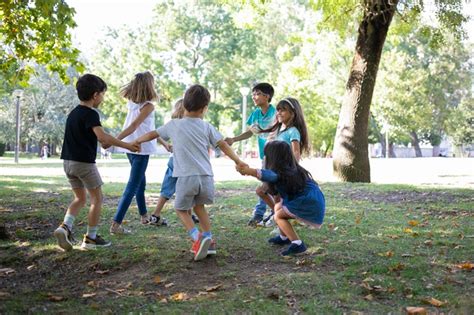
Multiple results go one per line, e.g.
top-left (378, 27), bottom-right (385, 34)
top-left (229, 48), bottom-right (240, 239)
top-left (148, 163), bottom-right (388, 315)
top-left (239, 86), bottom-right (250, 158)
top-left (381, 120), bottom-right (390, 159)
top-left (13, 89), bottom-right (23, 164)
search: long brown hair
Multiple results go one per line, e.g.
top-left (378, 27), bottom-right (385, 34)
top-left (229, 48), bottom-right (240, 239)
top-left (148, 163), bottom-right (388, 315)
top-left (120, 71), bottom-right (158, 103)
top-left (261, 97), bottom-right (310, 155)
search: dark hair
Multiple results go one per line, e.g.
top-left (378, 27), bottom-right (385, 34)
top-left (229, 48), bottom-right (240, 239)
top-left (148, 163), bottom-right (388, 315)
top-left (261, 97), bottom-right (310, 155)
top-left (120, 71), bottom-right (158, 103)
top-left (183, 84), bottom-right (210, 112)
top-left (76, 74), bottom-right (107, 101)
top-left (252, 82), bottom-right (274, 102)
top-left (264, 141), bottom-right (312, 196)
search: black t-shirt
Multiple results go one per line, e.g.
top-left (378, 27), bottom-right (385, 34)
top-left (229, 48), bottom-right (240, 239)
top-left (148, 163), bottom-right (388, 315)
top-left (60, 105), bottom-right (101, 163)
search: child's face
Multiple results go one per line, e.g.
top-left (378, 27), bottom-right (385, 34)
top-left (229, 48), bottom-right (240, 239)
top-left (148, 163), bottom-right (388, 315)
top-left (276, 106), bottom-right (294, 125)
top-left (92, 91), bottom-right (106, 108)
top-left (252, 90), bottom-right (270, 107)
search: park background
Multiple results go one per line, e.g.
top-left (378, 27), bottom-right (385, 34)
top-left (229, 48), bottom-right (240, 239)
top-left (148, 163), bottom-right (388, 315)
top-left (1, 0), bottom-right (473, 314)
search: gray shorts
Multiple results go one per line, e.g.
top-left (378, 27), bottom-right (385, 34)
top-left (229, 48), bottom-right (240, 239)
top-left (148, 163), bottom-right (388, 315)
top-left (174, 175), bottom-right (214, 210)
top-left (63, 160), bottom-right (103, 189)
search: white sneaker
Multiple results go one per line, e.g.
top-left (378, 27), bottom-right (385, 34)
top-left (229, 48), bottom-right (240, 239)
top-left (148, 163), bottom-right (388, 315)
top-left (264, 215), bottom-right (275, 227)
top-left (109, 224), bottom-right (132, 235)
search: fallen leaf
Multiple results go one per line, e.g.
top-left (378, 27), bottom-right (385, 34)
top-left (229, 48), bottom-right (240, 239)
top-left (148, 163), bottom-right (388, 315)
top-left (423, 240), bottom-right (432, 247)
top-left (205, 284), bottom-right (222, 292)
top-left (387, 235), bottom-right (400, 239)
top-left (160, 298), bottom-right (168, 303)
top-left (405, 306), bottom-right (427, 315)
top-left (95, 270), bottom-right (109, 275)
top-left (153, 276), bottom-right (162, 284)
top-left (47, 294), bottom-right (65, 302)
top-left (0, 268), bottom-right (15, 275)
top-left (82, 293), bottom-right (96, 298)
top-left (378, 250), bottom-right (394, 257)
top-left (364, 294), bottom-right (374, 301)
top-left (165, 282), bottom-right (175, 288)
top-left (26, 265), bottom-right (35, 271)
top-left (408, 220), bottom-right (419, 227)
top-left (455, 262), bottom-right (474, 270)
top-left (0, 292), bottom-right (11, 298)
top-left (171, 292), bottom-right (188, 301)
top-left (389, 262), bottom-right (405, 272)
top-left (421, 297), bottom-right (446, 307)
top-left (355, 215), bottom-right (362, 224)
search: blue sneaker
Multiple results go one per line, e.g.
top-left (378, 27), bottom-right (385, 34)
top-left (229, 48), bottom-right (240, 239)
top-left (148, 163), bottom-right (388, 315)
top-left (268, 235), bottom-right (291, 245)
top-left (281, 242), bottom-right (307, 256)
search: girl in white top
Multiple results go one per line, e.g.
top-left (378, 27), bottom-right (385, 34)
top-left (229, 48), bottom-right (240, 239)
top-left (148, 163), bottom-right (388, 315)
top-left (109, 71), bottom-right (169, 234)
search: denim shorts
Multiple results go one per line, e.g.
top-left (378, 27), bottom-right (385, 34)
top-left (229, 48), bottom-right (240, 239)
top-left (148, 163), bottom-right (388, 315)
top-left (63, 160), bottom-right (103, 189)
top-left (160, 157), bottom-right (177, 199)
top-left (174, 175), bottom-right (214, 210)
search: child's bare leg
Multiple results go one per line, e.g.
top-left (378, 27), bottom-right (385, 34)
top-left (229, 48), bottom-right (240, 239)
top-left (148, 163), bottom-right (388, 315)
top-left (67, 188), bottom-right (87, 216)
top-left (152, 196), bottom-right (168, 216)
top-left (256, 185), bottom-right (275, 210)
top-left (87, 186), bottom-right (103, 227)
top-left (175, 209), bottom-right (194, 231)
top-left (274, 203), bottom-right (299, 241)
top-left (193, 205), bottom-right (210, 232)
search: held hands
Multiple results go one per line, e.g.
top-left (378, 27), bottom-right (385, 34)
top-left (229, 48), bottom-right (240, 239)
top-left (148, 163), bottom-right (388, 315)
top-left (163, 143), bottom-right (173, 153)
top-left (101, 144), bottom-right (112, 150)
top-left (224, 137), bottom-right (234, 146)
top-left (128, 141), bottom-right (141, 153)
top-left (235, 162), bottom-right (250, 175)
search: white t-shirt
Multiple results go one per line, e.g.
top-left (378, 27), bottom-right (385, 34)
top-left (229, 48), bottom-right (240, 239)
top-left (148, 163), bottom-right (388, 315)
top-left (116, 100), bottom-right (157, 155)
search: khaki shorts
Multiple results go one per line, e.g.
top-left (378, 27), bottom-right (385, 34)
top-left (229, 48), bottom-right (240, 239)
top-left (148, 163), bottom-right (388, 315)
top-left (175, 175), bottom-right (214, 210)
top-left (63, 160), bottom-right (103, 189)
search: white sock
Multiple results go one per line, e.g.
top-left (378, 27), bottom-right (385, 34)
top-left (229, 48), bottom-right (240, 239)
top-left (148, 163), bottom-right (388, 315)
top-left (292, 239), bottom-right (302, 246)
top-left (279, 235), bottom-right (288, 240)
top-left (63, 214), bottom-right (75, 230)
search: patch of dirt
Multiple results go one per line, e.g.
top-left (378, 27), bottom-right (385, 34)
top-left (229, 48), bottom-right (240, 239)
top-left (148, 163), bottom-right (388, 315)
top-left (340, 189), bottom-right (473, 205)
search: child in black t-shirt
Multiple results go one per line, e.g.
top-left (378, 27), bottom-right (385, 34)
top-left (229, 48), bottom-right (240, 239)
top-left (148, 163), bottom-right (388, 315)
top-left (54, 74), bottom-right (140, 251)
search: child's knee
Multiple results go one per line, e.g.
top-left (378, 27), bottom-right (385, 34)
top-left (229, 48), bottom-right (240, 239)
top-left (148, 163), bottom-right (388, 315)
top-left (255, 186), bottom-right (266, 197)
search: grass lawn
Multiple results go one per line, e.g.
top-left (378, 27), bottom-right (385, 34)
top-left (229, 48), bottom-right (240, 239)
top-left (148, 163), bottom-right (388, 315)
top-left (0, 160), bottom-right (473, 314)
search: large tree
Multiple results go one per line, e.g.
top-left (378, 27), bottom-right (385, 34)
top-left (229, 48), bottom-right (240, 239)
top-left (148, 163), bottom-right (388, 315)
top-left (0, 0), bottom-right (82, 91)
top-left (312, 0), bottom-right (468, 182)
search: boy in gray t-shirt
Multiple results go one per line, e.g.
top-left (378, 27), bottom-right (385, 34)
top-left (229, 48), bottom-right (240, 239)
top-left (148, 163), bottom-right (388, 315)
top-left (135, 84), bottom-right (246, 261)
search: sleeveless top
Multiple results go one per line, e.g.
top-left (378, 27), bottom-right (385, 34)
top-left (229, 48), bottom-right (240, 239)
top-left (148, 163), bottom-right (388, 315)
top-left (116, 100), bottom-right (157, 155)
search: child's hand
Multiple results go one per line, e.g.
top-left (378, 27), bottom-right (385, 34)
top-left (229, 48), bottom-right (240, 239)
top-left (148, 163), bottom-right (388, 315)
top-left (235, 163), bottom-right (249, 175)
top-left (224, 137), bottom-right (234, 145)
top-left (102, 144), bottom-right (111, 150)
top-left (129, 141), bottom-right (141, 153)
top-left (164, 143), bottom-right (173, 153)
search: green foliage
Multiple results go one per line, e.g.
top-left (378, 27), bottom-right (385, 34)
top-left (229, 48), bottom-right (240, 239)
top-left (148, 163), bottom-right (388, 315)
top-left (0, 65), bottom-right (78, 147)
top-left (0, 0), bottom-right (83, 90)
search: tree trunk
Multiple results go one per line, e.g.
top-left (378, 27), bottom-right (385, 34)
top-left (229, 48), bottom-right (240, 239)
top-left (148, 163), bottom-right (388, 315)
top-left (332, 0), bottom-right (398, 182)
top-left (409, 131), bottom-right (422, 157)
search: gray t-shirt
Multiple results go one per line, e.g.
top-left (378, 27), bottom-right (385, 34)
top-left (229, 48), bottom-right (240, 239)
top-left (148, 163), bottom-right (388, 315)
top-left (157, 117), bottom-right (223, 177)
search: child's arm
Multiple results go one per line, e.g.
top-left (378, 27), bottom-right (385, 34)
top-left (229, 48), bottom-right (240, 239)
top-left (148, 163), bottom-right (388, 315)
top-left (236, 164), bottom-right (258, 178)
top-left (157, 137), bottom-right (172, 152)
top-left (224, 130), bottom-right (253, 145)
top-left (135, 130), bottom-right (160, 144)
top-left (217, 139), bottom-right (247, 167)
top-left (291, 141), bottom-right (301, 161)
top-left (93, 126), bottom-right (140, 152)
top-left (116, 103), bottom-right (154, 140)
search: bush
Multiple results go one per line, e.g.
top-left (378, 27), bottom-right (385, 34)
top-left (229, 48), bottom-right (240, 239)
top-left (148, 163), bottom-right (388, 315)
top-left (0, 143), bottom-right (5, 156)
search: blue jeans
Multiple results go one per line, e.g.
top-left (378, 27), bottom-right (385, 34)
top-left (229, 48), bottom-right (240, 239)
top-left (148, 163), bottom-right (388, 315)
top-left (160, 156), bottom-right (177, 199)
top-left (253, 197), bottom-right (268, 218)
top-left (253, 158), bottom-right (267, 218)
top-left (113, 153), bottom-right (149, 224)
